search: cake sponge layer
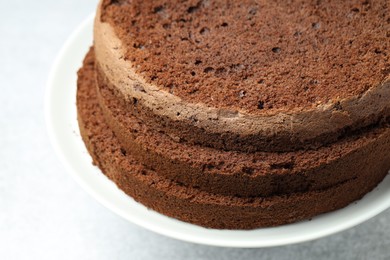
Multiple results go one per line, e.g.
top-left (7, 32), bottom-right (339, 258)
top-left (94, 0), bottom-right (390, 152)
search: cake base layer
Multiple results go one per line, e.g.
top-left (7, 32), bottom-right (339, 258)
top-left (77, 48), bottom-right (390, 229)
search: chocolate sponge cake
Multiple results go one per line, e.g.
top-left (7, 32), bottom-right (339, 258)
top-left (96, 0), bottom-right (390, 152)
top-left (77, 0), bottom-right (390, 229)
top-left (78, 48), bottom-right (390, 229)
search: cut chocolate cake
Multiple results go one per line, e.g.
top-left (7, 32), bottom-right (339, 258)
top-left (77, 0), bottom-right (390, 229)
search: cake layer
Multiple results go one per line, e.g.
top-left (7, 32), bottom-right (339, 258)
top-left (94, 0), bottom-right (390, 152)
top-left (77, 49), bottom-right (390, 229)
top-left (94, 49), bottom-right (390, 198)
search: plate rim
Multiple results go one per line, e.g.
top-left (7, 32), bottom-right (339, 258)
top-left (45, 14), bottom-right (390, 248)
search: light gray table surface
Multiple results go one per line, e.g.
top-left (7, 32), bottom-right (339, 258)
top-left (1, 0), bottom-right (389, 259)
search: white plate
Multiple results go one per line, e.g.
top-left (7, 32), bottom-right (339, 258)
top-left (45, 15), bottom-right (390, 248)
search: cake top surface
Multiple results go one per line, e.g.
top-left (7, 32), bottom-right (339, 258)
top-left (102, 0), bottom-right (389, 114)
